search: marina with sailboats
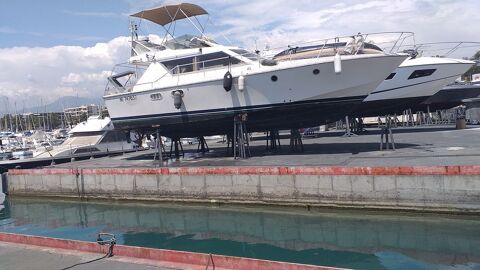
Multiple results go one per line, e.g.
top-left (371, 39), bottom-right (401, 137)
top-left (1, 2), bottom-right (480, 270)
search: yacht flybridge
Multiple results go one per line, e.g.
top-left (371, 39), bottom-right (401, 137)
top-left (103, 3), bottom-right (408, 138)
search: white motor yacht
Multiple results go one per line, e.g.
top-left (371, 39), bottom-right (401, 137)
top-left (34, 116), bottom-right (135, 158)
top-left (103, 3), bottom-right (407, 138)
top-left (275, 40), bottom-right (476, 118)
top-left (358, 56), bottom-right (475, 116)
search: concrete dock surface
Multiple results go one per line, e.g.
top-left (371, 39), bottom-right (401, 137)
top-left (0, 233), bottom-right (343, 270)
top-left (49, 126), bottom-right (480, 169)
top-left (0, 241), bottom-right (171, 270)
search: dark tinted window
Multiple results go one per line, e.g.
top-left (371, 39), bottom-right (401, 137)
top-left (162, 52), bottom-right (241, 74)
top-left (100, 130), bottom-right (127, 143)
top-left (197, 52), bottom-right (241, 69)
top-left (231, 49), bottom-right (258, 61)
top-left (385, 73), bottom-right (396, 80)
top-left (70, 131), bottom-right (104, 137)
top-left (74, 147), bottom-right (100, 154)
top-left (408, 69), bottom-right (436, 80)
top-left (162, 57), bottom-right (195, 74)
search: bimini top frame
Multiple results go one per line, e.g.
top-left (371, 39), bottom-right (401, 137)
top-left (131, 3), bottom-right (208, 26)
top-left (130, 3), bottom-right (209, 41)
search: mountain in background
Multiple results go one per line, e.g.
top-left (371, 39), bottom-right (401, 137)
top-left (0, 96), bottom-right (104, 114)
top-left (27, 96), bottom-right (104, 113)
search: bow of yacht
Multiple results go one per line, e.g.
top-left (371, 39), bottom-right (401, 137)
top-left (357, 56), bottom-right (475, 117)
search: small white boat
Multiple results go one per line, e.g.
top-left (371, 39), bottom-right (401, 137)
top-left (33, 116), bottom-right (136, 158)
top-left (12, 150), bottom-right (33, 159)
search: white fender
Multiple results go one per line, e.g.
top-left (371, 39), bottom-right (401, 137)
top-left (238, 75), bottom-right (245, 91)
top-left (334, 52), bottom-right (342, 74)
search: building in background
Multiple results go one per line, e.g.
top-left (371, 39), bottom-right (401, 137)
top-left (64, 104), bottom-right (104, 118)
top-left (64, 104), bottom-right (106, 126)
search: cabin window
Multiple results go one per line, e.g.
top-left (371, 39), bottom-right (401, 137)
top-left (162, 52), bottom-right (242, 74)
top-left (231, 49), bottom-right (258, 61)
top-left (385, 73), bottom-right (396, 80)
top-left (197, 52), bottom-right (241, 69)
top-left (162, 57), bottom-right (195, 74)
top-left (150, 93), bottom-right (163, 101)
top-left (100, 131), bottom-right (128, 143)
top-left (74, 147), bottom-right (100, 154)
top-left (408, 69), bottom-right (436, 80)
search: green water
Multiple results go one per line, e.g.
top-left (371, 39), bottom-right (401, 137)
top-left (1, 197), bottom-right (479, 270)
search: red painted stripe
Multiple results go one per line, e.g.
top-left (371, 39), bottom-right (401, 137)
top-left (0, 232), bottom-right (344, 270)
top-left (8, 168), bottom-right (80, 176)
top-left (8, 166), bottom-right (480, 176)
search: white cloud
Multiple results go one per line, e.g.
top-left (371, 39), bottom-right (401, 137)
top-left (0, 37), bottom-right (131, 108)
top-left (124, 0), bottom-right (479, 56)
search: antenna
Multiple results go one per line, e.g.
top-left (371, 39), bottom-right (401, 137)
top-left (129, 20), bottom-right (139, 41)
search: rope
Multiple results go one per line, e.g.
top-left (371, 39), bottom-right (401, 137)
top-left (58, 233), bottom-right (115, 270)
top-left (59, 251), bottom-right (111, 270)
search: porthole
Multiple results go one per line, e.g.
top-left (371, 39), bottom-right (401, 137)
top-left (271, 75), bottom-right (278, 82)
top-left (150, 93), bottom-right (163, 101)
top-left (313, 69), bottom-right (320, 75)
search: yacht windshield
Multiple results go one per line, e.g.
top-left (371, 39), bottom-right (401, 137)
top-left (162, 52), bottom-right (242, 74)
top-left (231, 49), bottom-right (258, 61)
top-left (164, 35), bottom-right (212, 50)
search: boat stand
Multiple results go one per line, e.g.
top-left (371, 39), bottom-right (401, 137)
top-left (290, 129), bottom-right (304, 152)
top-left (342, 116), bottom-right (358, 137)
top-left (197, 136), bottom-right (209, 153)
top-left (169, 138), bottom-right (184, 159)
top-left (266, 130), bottom-right (281, 151)
top-left (233, 113), bottom-right (250, 159)
top-left (380, 116), bottom-right (395, 151)
top-left (152, 130), bottom-right (166, 162)
top-left (226, 133), bottom-right (233, 155)
top-left (402, 109), bottom-right (415, 127)
top-left (351, 118), bottom-right (366, 133)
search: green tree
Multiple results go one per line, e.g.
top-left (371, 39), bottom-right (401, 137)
top-left (463, 50), bottom-right (480, 81)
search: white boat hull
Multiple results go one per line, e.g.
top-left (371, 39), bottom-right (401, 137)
top-left (356, 57), bottom-right (474, 116)
top-left (105, 54), bottom-right (406, 137)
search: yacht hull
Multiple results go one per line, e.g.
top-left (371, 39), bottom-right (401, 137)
top-left (105, 55), bottom-right (406, 137)
top-left (418, 84), bottom-right (480, 112)
top-left (355, 59), bottom-right (474, 117)
top-left (110, 96), bottom-right (366, 137)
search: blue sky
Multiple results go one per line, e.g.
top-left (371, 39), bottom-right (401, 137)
top-left (1, 0), bottom-right (131, 47)
top-left (1, 0), bottom-right (480, 109)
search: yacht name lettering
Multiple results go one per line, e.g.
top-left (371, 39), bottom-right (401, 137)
top-left (120, 95), bottom-right (137, 102)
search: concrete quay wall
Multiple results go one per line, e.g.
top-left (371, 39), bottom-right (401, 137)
top-left (6, 166), bottom-right (480, 213)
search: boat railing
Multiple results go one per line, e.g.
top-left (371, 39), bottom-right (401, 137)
top-left (104, 63), bottom-right (148, 96)
top-left (399, 41), bottom-right (480, 58)
top-left (105, 53), bottom-right (254, 96)
top-left (263, 31), bottom-right (416, 60)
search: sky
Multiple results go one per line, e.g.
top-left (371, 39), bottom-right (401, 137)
top-left (1, 0), bottom-right (480, 110)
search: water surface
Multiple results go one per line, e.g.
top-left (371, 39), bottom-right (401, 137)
top-left (1, 197), bottom-right (479, 270)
